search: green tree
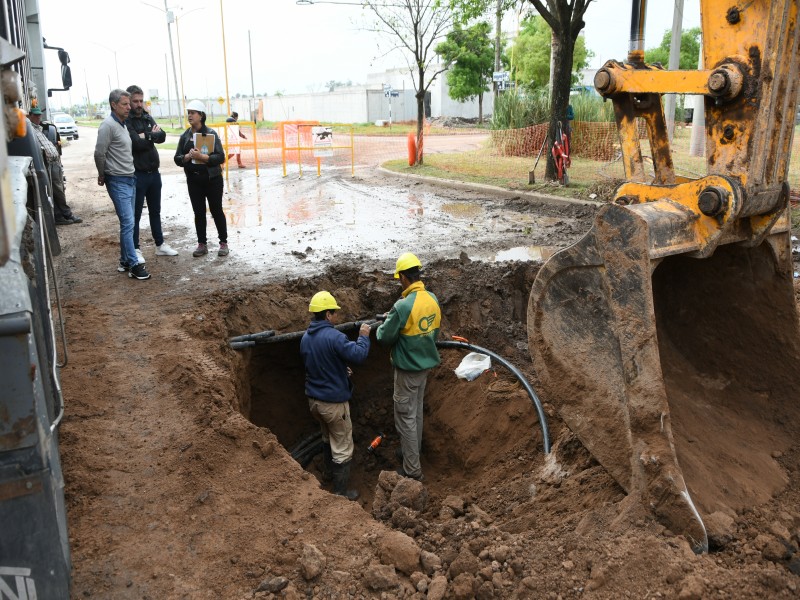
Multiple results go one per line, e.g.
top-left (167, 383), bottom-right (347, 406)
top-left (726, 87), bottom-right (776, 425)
top-left (436, 22), bottom-right (496, 122)
top-left (449, 0), bottom-right (518, 97)
top-left (644, 27), bottom-right (702, 70)
top-left (512, 15), bottom-right (592, 91)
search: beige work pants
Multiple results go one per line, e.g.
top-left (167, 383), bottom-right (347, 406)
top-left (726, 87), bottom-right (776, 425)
top-left (308, 398), bottom-right (354, 464)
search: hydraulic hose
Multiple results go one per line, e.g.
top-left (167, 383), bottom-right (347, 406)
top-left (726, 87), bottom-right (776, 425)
top-left (436, 340), bottom-right (551, 454)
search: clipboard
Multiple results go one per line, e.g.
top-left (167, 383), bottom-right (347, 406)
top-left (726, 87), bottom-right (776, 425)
top-left (192, 133), bottom-right (215, 164)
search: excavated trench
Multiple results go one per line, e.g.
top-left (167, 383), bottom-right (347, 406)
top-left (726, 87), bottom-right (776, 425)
top-left (226, 260), bottom-right (552, 511)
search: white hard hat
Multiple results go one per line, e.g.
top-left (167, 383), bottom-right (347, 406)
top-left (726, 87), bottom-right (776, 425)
top-left (186, 99), bottom-right (205, 113)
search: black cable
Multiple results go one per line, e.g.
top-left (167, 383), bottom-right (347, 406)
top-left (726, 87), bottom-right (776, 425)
top-left (436, 340), bottom-right (551, 454)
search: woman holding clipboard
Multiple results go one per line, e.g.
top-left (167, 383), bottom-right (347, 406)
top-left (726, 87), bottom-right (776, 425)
top-left (174, 99), bottom-right (229, 257)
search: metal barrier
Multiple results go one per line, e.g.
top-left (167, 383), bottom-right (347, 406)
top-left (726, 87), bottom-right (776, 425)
top-left (279, 121), bottom-right (354, 178)
top-left (208, 120), bottom-right (260, 180)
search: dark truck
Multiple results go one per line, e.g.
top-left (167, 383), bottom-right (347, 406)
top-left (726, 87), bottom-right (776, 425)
top-left (0, 1), bottom-right (73, 597)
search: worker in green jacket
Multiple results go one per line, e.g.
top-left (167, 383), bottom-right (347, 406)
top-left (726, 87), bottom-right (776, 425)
top-left (376, 252), bottom-right (441, 481)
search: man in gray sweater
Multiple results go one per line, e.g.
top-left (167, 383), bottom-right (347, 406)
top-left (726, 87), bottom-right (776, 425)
top-left (94, 88), bottom-right (150, 280)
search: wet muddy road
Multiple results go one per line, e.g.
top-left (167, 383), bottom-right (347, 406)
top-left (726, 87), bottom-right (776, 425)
top-left (63, 126), bottom-right (592, 282)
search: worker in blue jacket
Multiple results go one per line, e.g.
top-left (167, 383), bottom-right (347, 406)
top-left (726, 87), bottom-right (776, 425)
top-left (300, 291), bottom-right (371, 500)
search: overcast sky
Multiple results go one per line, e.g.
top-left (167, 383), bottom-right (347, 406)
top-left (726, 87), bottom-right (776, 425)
top-left (38, 0), bottom-right (700, 110)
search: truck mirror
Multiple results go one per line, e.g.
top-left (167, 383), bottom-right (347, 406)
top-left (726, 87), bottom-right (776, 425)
top-left (43, 42), bottom-right (72, 95)
top-left (61, 64), bottom-right (71, 89)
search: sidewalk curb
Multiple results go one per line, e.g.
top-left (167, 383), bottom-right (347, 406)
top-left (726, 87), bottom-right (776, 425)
top-left (376, 166), bottom-right (600, 207)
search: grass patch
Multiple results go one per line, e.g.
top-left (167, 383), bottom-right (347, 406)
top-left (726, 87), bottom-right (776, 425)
top-left (382, 126), bottom-right (800, 200)
top-left (383, 156), bottom-right (593, 199)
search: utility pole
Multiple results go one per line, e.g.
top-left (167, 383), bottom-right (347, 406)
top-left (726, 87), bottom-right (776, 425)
top-left (664, 0), bottom-right (685, 140)
top-left (164, 0), bottom-right (181, 126)
top-left (84, 69), bottom-right (91, 116)
top-left (165, 54), bottom-right (172, 127)
top-left (249, 30), bottom-right (256, 121)
top-left (493, 0), bottom-right (502, 98)
top-left (220, 0), bottom-right (231, 117)
top-left (689, 36), bottom-right (705, 157)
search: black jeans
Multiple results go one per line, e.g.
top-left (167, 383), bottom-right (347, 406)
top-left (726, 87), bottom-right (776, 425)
top-left (186, 172), bottom-right (226, 245)
top-left (134, 171), bottom-right (163, 247)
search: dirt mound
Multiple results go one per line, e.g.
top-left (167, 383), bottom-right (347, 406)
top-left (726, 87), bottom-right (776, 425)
top-left (61, 254), bottom-right (800, 598)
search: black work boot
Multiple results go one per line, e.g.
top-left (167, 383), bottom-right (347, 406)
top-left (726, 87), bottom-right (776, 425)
top-left (332, 460), bottom-right (359, 501)
top-left (321, 443), bottom-right (333, 483)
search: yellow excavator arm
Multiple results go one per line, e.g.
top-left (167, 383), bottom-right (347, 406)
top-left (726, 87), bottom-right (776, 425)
top-left (528, 0), bottom-right (800, 553)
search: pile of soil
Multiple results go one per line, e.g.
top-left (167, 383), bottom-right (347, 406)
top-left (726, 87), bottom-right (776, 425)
top-left (52, 146), bottom-right (800, 599)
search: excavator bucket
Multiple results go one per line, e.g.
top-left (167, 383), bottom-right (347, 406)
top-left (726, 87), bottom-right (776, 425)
top-left (528, 0), bottom-right (800, 553)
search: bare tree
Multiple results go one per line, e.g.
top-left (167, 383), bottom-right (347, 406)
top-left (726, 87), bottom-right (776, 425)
top-left (528, 0), bottom-right (593, 181)
top-left (363, 0), bottom-right (453, 165)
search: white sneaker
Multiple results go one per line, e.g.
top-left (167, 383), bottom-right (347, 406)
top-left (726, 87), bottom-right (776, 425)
top-left (135, 248), bottom-right (146, 263)
top-left (156, 243), bottom-right (179, 256)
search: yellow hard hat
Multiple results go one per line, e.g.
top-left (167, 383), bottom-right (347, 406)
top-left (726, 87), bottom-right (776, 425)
top-left (308, 290), bottom-right (341, 312)
top-left (394, 252), bottom-right (422, 279)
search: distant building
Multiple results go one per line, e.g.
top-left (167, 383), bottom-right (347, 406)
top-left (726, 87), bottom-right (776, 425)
top-left (150, 64), bottom-right (495, 124)
top-left (229, 64), bottom-right (495, 124)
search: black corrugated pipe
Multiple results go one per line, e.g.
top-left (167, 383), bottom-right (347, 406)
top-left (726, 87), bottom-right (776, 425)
top-left (229, 329), bottom-right (276, 344)
top-left (229, 319), bottom-right (383, 349)
top-left (289, 432), bottom-right (324, 467)
top-left (436, 340), bottom-right (551, 454)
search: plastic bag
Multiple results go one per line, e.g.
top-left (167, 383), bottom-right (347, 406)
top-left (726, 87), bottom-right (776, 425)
top-left (454, 352), bottom-right (491, 381)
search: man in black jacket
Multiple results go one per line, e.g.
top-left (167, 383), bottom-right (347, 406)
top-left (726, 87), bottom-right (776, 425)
top-left (126, 85), bottom-right (178, 259)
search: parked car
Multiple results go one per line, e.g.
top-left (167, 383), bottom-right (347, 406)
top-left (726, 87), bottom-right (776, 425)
top-left (52, 113), bottom-right (78, 140)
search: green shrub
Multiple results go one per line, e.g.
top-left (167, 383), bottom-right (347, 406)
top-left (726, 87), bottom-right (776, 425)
top-left (570, 93), bottom-right (614, 122)
top-left (491, 89), bottom-right (550, 129)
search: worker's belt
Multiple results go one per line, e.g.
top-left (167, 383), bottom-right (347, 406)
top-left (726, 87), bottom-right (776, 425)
top-left (307, 396), bottom-right (341, 404)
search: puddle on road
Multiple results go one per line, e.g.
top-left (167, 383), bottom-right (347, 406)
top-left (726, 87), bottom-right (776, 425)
top-left (492, 246), bottom-right (557, 262)
top-left (152, 169), bottom-right (573, 275)
top-left (441, 202), bottom-right (483, 219)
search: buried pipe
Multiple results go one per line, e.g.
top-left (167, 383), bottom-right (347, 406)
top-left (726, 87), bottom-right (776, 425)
top-left (229, 318), bottom-right (384, 349)
top-left (436, 339), bottom-right (551, 454)
top-left (289, 431), bottom-right (324, 467)
top-left (229, 329), bottom-right (276, 344)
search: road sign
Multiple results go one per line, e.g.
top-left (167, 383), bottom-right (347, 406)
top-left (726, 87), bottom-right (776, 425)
top-left (390, 91), bottom-right (400, 97)
top-left (492, 71), bottom-right (510, 82)
top-left (217, 97), bottom-right (225, 105)
top-left (312, 126), bottom-right (333, 157)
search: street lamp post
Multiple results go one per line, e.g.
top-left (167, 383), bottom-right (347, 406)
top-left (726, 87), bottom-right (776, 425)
top-left (164, 1), bottom-right (181, 125)
top-left (173, 6), bottom-right (204, 126)
top-left (220, 0), bottom-right (231, 117)
top-left (90, 42), bottom-right (120, 88)
top-left (141, 1), bottom-right (182, 124)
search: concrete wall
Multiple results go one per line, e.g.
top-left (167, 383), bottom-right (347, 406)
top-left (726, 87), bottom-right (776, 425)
top-left (149, 64), bottom-right (494, 124)
top-left (368, 64), bottom-right (494, 121)
top-left (367, 89), bottom-right (418, 123)
top-left (262, 88), bottom-right (370, 123)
